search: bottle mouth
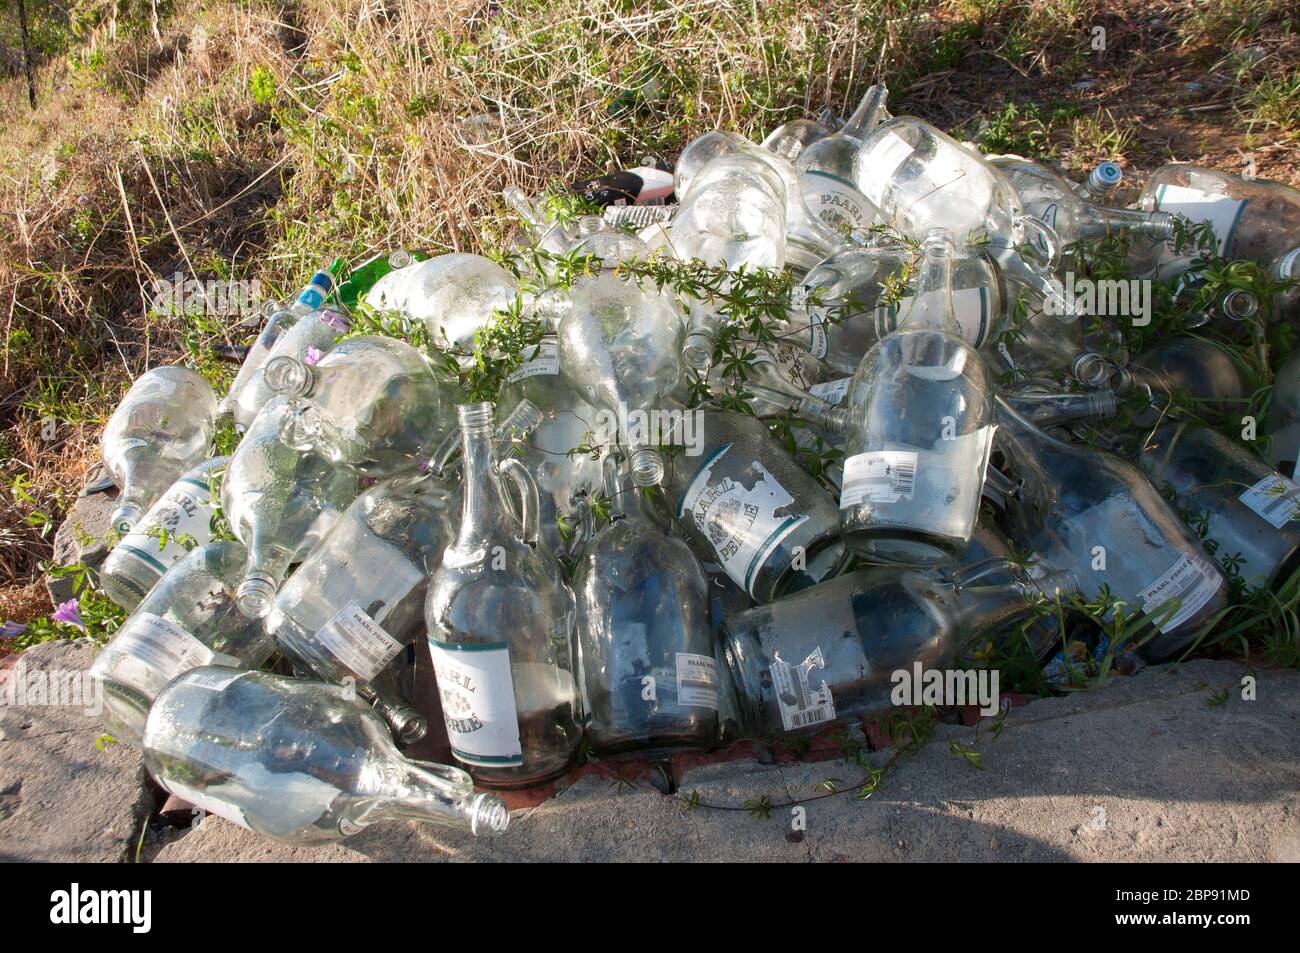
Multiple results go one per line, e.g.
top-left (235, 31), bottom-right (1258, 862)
top-left (1222, 289), bottom-right (1259, 322)
top-left (501, 399), bottom-right (543, 437)
top-left (388, 249), bottom-right (412, 269)
top-left (457, 402), bottom-right (496, 433)
top-left (921, 227), bottom-right (956, 256)
top-left (391, 708), bottom-right (428, 745)
top-left (1149, 211), bottom-right (1177, 241)
top-left (263, 355), bottom-right (315, 399)
top-left (1090, 161), bottom-right (1123, 191)
top-left (1072, 353), bottom-right (1113, 389)
top-left (681, 330), bottom-right (715, 371)
top-left (629, 447), bottom-right (665, 487)
top-left (1090, 389), bottom-right (1119, 417)
top-left (236, 573), bottom-right (277, 619)
top-left (110, 502), bottom-right (143, 535)
top-left (469, 793), bottom-right (511, 837)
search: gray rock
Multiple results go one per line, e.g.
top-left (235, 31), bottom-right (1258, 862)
top-left (0, 639), bottom-right (155, 862)
top-left (48, 491), bottom-right (120, 604)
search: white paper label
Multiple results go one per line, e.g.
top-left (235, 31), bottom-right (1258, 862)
top-left (1277, 247), bottom-right (1300, 279)
top-left (313, 602), bottom-right (404, 681)
top-left (858, 131), bottom-right (913, 206)
top-left (770, 647), bottom-right (836, 732)
top-left (114, 477), bottom-right (216, 585)
top-left (875, 287), bottom-right (992, 346)
top-left (675, 652), bottom-right (719, 709)
top-left (161, 777), bottom-right (254, 831)
top-left (809, 377), bottom-right (851, 406)
top-left (109, 613), bottom-right (235, 684)
top-left (1239, 474), bottom-right (1300, 529)
top-left (507, 339), bottom-right (559, 382)
top-left (802, 171), bottom-right (873, 231)
top-left (678, 444), bottom-right (809, 597)
top-left (840, 450), bottom-right (918, 506)
top-left (429, 641), bottom-right (523, 767)
top-left (1153, 183), bottom-right (1246, 257)
top-left (1138, 553), bottom-right (1222, 634)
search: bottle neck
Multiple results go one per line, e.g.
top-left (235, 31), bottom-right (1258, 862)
top-left (370, 759), bottom-right (510, 837)
top-left (841, 83), bottom-right (887, 140)
top-left (454, 404), bottom-right (515, 547)
top-left (1081, 206), bottom-right (1176, 241)
top-left (900, 229), bottom-right (961, 335)
top-left (1008, 389), bottom-right (1118, 428)
top-left (952, 569), bottom-right (1078, 635)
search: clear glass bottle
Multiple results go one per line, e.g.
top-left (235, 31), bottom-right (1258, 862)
top-left (217, 302), bottom-right (298, 422)
top-left (987, 307), bottom-right (1118, 388)
top-left (230, 308), bottom-right (351, 431)
top-left (222, 397), bottom-right (361, 618)
top-left (89, 540), bottom-right (273, 744)
top-left (994, 397), bottom-right (1229, 662)
top-left (1139, 164), bottom-right (1300, 263)
top-left (991, 156), bottom-right (1175, 251)
top-left (102, 366), bottom-right (218, 534)
top-left (574, 454), bottom-right (717, 755)
top-left (557, 228), bottom-right (684, 486)
top-left (498, 335), bottom-right (605, 555)
top-left (100, 456), bottom-right (228, 609)
top-left (1115, 337), bottom-right (1252, 426)
top-left (503, 186), bottom-right (578, 261)
top-left (794, 83), bottom-right (888, 234)
top-left (143, 666), bottom-right (510, 843)
top-left (363, 253), bottom-right (517, 363)
top-left (1157, 257), bottom-right (1261, 329)
top-left (760, 107), bottom-right (840, 162)
top-left (266, 334), bottom-right (460, 479)
top-left (663, 408), bottom-right (848, 603)
top-left (838, 227), bottom-right (997, 566)
top-left (1140, 423), bottom-right (1300, 592)
top-left (268, 401), bottom-right (542, 744)
top-left (1076, 161), bottom-right (1124, 201)
top-left (1268, 348), bottom-right (1300, 476)
top-left (425, 402), bottom-right (581, 788)
top-left (719, 562), bottom-right (1076, 739)
top-left (1266, 242), bottom-right (1300, 325)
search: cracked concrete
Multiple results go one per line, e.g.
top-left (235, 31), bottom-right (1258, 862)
top-left (1, 640), bottom-right (1297, 862)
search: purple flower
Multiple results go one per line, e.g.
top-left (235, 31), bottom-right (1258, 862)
top-left (51, 600), bottom-right (85, 631)
top-left (304, 346), bottom-right (324, 366)
top-left (0, 621), bottom-right (27, 638)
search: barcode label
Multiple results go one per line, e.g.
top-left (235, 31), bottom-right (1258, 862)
top-left (809, 377), bottom-right (851, 405)
top-left (313, 602), bottom-right (404, 681)
top-left (770, 647), bottom-right (836, 733)
top-left (1138, 553), bottom-right (1222, 634)
top-left (675, 653), bottom-right (719, 709)
top-left (1239, 475), bottom-right (1300, 529)
top-left (840, 450), bottom-right (918, 507)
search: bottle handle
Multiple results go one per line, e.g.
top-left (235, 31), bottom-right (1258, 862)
top-left (1017, 215), bottom-right (1062, 271)
top-left (496, 457), bottom-right (540, 547)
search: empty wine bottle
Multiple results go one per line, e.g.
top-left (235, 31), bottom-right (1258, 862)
top-left (793, 83), bottom-right (887, 234)
top-left (994, 397), bottom-right (1228, 661)
top-left (719, 562), bottom-right (1076, 739)
top-left (664, 408), bottom-right (848, 603)
top-left (987, 307), bottom-right (1118, 388)
top-left (960, 522), bottom-right (1066, 663)
top-left (100, 456), bottom-right (228, 609)
top-left (838, 227), bottom-right (997, 566)
top-left (363, 253), bottom-right (518, 362)
top-left (222, 397), bottom-right (361, 618)
top-left (90, 540), bottom-right (273, 744)
top-left (1268, 348), bottom-right (1300, 476)
top-left (574, 454), bottom-right (717, 754)
top-left (1140, 423), bottom-right (1300, 592)
top-left (760, 107), bottom-right (840, 161)
top-left (852, 117), bottom-right (1077, 319)
top-left (1115, 337), bottom-right (1252, 426)
top-left (992, 156), bottom-right (1175, 252)
top-left (1140, 164), bottom-right (1300, 263)
top-left (143, 667), bottom-right (510, 842)
top-left (268, 401), bottom-right (542, 743)
top-left (229, 308), bottom-right (352, 431)
top-left (425, 403), bottom-right (581, 787)
top-left (217, 302), bottom-right (298, 422)
top-left (102, 366), bottom-right (218, 534)
top-left (557, 227), bottom-right (684, 486)
top-left (498, 335), bottom-right (605, 554)
top-left (267, 334), bottom-right (460, 478)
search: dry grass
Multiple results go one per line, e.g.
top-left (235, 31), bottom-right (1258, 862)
top-left (0, 0), bottom-right (1298, 623)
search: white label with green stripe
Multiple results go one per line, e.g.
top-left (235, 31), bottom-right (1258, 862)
top-left (874, 287), bottom-right (992, 346)
top-left (802, 170), bottom-right (873, 231)
top-left (113, 476), bottom-right (216, 586)
top-left (677, 444), bottom-right (809, 597)
top-left (1239, 474), bottom-right (1300, 529)
top-left (108, 613), bottom-right (237, 685)
top-left (428, 640), bottom-right (523, 767)
top-left (1153, 183), bottom-right (1247, 257)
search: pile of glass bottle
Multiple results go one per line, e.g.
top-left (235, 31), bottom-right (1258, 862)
top-left (86, 81), bottom-right (1300, 846)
